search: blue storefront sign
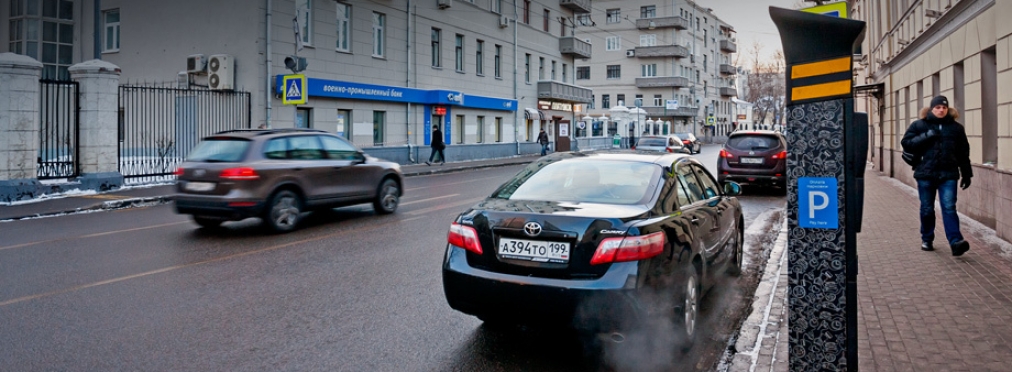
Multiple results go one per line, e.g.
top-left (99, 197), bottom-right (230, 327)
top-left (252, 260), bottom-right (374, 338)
top-left (798, 177), bottom-right (839, 229)
top-left (274, 76), bottom-right (516, 111)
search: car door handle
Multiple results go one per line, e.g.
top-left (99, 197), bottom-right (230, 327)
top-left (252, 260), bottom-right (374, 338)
top-left (293, 168), bottom-right (303, 171)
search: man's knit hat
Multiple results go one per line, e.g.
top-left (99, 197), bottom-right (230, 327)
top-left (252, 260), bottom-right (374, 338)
top-left (930, 95), bottom-right (949, 108)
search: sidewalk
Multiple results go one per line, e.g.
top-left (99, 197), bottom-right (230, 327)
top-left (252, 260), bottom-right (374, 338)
top-left (731, 166), bottom-right (1012, 371)
top-left (0, 155), bottom-right (539, 221)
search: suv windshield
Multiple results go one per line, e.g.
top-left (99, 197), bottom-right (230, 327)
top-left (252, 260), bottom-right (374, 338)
top-left (493, 160), bottom-right (659, 205)
top-left (638, 137), bottom-right (668, 147)
top-left (728, 135), bottom-right (781, 151)
top-left (186, 138), bottom-right (251, 162)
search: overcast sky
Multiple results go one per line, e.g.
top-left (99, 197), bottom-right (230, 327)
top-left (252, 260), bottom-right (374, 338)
top-left (698, 0), bottom-right (806, 65)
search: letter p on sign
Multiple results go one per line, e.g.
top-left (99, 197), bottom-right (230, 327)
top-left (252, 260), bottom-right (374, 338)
top-left (798, 177), bottom-right (839, 229)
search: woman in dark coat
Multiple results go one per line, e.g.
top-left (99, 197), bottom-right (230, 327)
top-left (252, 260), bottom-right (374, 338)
top-left (426, 125), bottom-right (445, 166)
top-left (900, 95), bottom-right (972, 256)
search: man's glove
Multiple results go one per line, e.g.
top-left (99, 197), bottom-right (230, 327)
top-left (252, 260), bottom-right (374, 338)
top-left (960, 177), bottom-right (971, 190)
top-left (925, 128), bottom-right (939, 138)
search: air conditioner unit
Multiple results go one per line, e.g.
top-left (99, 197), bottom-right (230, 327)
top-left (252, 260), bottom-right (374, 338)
top-left (626, 50), bottom-right (635, 57)
top-left (176, 71), bottom-right (189, 89)
top-left (437, 0), bottom-right (451, 9)
top-left (498, 15), bottom-right (509, 28)
top-left (186, 54), bottom-right (206, 73)
top-left (207, 54), bottom-right (235, 90)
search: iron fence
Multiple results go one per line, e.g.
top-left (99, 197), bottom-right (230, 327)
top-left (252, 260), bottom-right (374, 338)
top-left (37, 79), bottom-right (79, 179)
top-left (118, 86), bottom-right (251, 184)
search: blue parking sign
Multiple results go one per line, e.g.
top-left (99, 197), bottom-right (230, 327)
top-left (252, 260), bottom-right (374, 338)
top-left (798, 177), bottom-right (838, 229)
top-left (282, 74), bottom-right (307, 105)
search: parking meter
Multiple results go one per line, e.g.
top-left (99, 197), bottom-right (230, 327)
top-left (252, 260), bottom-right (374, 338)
top-left (771, 7), bottom-right (865, 371)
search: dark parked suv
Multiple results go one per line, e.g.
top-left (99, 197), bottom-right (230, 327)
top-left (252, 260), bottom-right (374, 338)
top-left (173, 129), bottom-right (403, 232)
top-left (717, 130), bottom-right (787, 191)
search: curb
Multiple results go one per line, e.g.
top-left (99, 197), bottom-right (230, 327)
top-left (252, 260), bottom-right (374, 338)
top-left (400, 158), bottom-right (535, 177)
top-left (728, 218), bottom-right (789, 372)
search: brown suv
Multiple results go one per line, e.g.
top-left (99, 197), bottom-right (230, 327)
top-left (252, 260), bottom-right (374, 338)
top-left (173, 129), bottom-right (403, 232)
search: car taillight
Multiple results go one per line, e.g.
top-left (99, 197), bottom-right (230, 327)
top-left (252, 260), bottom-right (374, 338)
top-left (590, 231), bottom-right (665, 265)
top-left (448, 222), bottom-right (482, 254)
top-left (220, 167), bottom-right (259, 180)
top-left (631, 146), bottom-right (636, 150)
top-left (666, 147), bottom-right (674, 153)
top-left (720, 149), bottom-right (733, 158)
top-left (771, 150), bottom-right (787, 160)
top-left (174, 167), bottom-right (184, 176)
top-left (683, 140), bottom-right (691, 145)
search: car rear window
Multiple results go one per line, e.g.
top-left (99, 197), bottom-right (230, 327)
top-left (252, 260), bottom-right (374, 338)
top-left (493, 160), bottom-right (660, 205)
top-left (638, 137), bottom-right (668, 147)
top-left (727, 134), bottom-right (782, 151)
top-left (186, 138), bottom-right (250, 162)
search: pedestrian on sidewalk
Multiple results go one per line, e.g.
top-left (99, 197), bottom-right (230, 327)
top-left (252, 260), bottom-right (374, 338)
top-left (426, 125), bottom-right (445, 166)
top-left (537, 127), bottom-right (550, 156)
top-left (900, 95), bottom-right (973, 256)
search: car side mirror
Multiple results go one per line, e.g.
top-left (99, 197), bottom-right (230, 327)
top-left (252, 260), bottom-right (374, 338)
top-left (353, 151), bottom-right (367, 164)
top-left (723, 181), bottom-right (742, 196)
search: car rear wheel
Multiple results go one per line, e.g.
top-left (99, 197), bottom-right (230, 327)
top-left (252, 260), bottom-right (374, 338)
top-left (727, 222), bottom-right (744, 277)
top-left (264, 190), bottom-right (301, 233)
top-left (192, 216), bottom-right (223, 229)
top-left (676, 266), bottom-right (700, 350)
top-left (373, 179), bottom-right (400, 214)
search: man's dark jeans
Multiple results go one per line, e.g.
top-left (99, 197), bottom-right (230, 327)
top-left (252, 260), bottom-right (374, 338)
top-left (541, 143), bottom-right (548, 155)
top-left (917, 178), bottom-right (964, 245)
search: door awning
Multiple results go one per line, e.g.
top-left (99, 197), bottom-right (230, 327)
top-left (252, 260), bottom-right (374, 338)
top-left (524, 108), bottom-right (545, 120)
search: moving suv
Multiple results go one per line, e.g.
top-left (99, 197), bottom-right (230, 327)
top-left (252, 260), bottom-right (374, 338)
top-left (717, 130), bottom-right (787, 192)
top-left (173, 129), bottom-right (403, 232)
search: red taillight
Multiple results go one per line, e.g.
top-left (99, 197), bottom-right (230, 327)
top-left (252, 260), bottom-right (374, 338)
top-left (174, 167), bottom-right (184, 176)
top-left (666, 147), bottom-right (674, 153)
top-left (220, 167), bottom-right (259, 180)
top-left (631, 146), bottom-right (636, 150)
top-left (590, 231), bottom-right (665, 265)
top-left (682, 140), bottom-right (691, 145)
top-left (228, 202), bottom-right (257, 207)
top-left (448, 222), bottom-right (482, 254)
top-left (719, 149), bottom-right (733, 158)
top-left (771, 150), bottom-right (787, 160)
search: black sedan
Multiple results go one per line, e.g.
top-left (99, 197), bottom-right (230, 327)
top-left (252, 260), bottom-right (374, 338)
top-left (441, 151), bottom-right (743, 349)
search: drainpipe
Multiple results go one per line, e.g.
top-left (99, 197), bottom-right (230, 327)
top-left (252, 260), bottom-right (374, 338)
top-left (406, 0), bottom-right (415, 163)
top-left (93, 0), bottom-right (101, 59)
top-left (265, 0), bottom-right (273, 128)
top-left (513, 1), bottom-right (520, 155)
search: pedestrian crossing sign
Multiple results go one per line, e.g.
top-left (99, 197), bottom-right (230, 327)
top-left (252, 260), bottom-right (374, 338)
top-left (282, 74), bottom-right (307, 105)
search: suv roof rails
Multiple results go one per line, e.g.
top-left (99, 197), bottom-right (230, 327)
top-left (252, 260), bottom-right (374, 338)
top-left (213, 128), bottom-right (327, 135)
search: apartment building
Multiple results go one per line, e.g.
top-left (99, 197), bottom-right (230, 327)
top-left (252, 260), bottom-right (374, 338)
top-left (574, 0), bottom-right (737, 139)
top-left (1, 0), bottom-right (593, 159)
top-left (850, 0), bottom-right (1012, 242)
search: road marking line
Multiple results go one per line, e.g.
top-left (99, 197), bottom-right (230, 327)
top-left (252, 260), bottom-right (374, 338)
top-left (0, 215), bottom-right (427, 307)
top-left (75, 194), bottom-right (132, 200)
top-left (399, 194), bottom-right (459, 206)
top-left (405, 174), bottom-right (510, 191)
top-left (406, 198), bottom-right (482, 216)
top-left (0, 221), bottom-right (190, 251)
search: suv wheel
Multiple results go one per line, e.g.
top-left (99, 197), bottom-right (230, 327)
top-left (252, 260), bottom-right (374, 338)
top-left (373, 179), bottom-right (400, 214)
top-left (264, 190), bottom-right (302, 233)
top-left (676, 266), bottom-right (700, 351)
top-left (192, 216), bottom-right (223, 229)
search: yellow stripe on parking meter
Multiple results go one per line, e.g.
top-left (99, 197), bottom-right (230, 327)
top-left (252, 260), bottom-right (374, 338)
top-left (791, 80), bottom-right (853, 101)
top-left (791, 56), bottom-right (851, 79)
top-left (787, 56), bottom-right (853, 102)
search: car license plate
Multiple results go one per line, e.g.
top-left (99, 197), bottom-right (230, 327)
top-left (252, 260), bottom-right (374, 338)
top-left (741, 157), bottom-right (764, 164)
top-left (185, 181), bottom-right (215, 192)
top-left (498, 238), bottom-right (570, 263)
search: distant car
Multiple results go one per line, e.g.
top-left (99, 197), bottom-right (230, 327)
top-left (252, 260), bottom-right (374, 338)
top-left (173, 129), bottom-right (403, 232)
top-left (442, 151), bottom-right (744, 349)
top-left (674, 132), bottom-right (702, 154)
top-left (633, 135), bottom-right (691, 154)
top-left (717, 130), bottom-right (788, 191)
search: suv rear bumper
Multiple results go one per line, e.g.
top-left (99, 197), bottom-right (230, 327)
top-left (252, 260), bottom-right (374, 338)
top-left (173, 197), bottom-right (266, 220)
top-left (719, 174), bottom-right (785, 187)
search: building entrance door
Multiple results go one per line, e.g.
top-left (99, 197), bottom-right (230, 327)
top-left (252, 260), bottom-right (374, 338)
top-left (554, 120), bottom-right (571, 152)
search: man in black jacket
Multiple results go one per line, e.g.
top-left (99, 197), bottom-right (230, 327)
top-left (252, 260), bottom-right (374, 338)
top-left (426, 125), bottom-right (445, 166)
top-left (900, 95), bottom-right (972, 256)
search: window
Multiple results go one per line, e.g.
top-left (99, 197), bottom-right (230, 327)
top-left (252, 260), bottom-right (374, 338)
top-left (589, 95), bottom-right (595, 109)
top-left (703, 54), bottom-right (707, 72)
top-left (455, 34), bottom-right (464, 72)
top-left (525, 53), bottom-right (531, 83)
top-left (543, 9), bottom-right (550, 32)
top-left (642, 64), bottom-right (657, 77)
top-left (337, 109), bottom-right (351, 138)
top-left (491, 0), bottom-right (502, 13)
top-left (477, 116), bottom-right (485, 143)
top-left (606, 36), bottom-right (621, 51)
top-left (602, 94), bottom-right (611, 109)
top-left (539, 57), bottom-right (545, 80)
top-left (296, 108), bottom-right (312, 128)
top-left (495, 117), bottom-right (503, 142)
top-left (335, 2), bottom-right (350, 52)
top-left (562, 63), bottom-right (568, 82)
top-left (703, 29), bottom-right (707, 47)
top-left (606, 65), bottom-right (621, 79)
top-left (372, 12), bottom-right (385, 57)
top-left (297, 0), bottom-right (313, 46)
top-left (641, 6), bottom-right (656, 19)
top-left (494, 44), bottom-right (502, 78)
top-left (577, 66), bottom-right (590, 80)
top-left (640, 34), bottom-right (656, 47)
top-left (9, 0), bottom-right (75, 79)
top-left (102, 9), bottom-right (119, 52)
top-left (373, 111), bottom-right (385, 146)
top-left (654, 95), bottom-right (663, 106)
top-left (320, 136), bottom-right (359, 160)
top-left (606, 9), bottom-right (621, 23)
top-left (431, 28), bottom-right (441, 67)
top-left (551, 60), bottom-right (556, 80)
top-left (634, 94), bottom-right (643, 107)
top-left (523, 1), bottom-right (531, 24)
top-left (617, 94), bottom-right (625, 106)
top-left (476, 40), bottom-right (485, 75)
top-left (576, 14), bottom-right (591, 26)
top-left (455, 115), bottom-right (465, 144)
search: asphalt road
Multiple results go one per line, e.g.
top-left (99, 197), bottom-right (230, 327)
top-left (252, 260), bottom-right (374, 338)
top-left (0, 145), bottom-right (784, 371)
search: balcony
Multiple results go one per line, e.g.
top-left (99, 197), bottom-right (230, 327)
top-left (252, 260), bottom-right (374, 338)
top-left (720, 64), bottom-right (736, 75)
top-left (719, 87), bottom-right (737, 97)
top-left (537, 81), bottom-right (593, 103)
top-left (635, 76), bottom-right (689, 88)
top-left (635, 16), bottom-right (689, 30)
top-left (720, 39), bottom-right (737, 53)
top-left (560, 0), bottom-right (591, 13)
top-left (634, 45), bottom-right (689, 59)
top-left (559, 37), bottom-right (592, 59)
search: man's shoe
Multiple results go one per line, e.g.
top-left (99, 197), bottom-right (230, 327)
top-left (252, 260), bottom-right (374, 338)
top-left (921, 242), bottom-right (934, 251)
top-left (440, 162), bottom-right (445, 165)
top-left (951, 240), bottom-right (970, 256)
top-left (425, 161), bottom-right (431, 166)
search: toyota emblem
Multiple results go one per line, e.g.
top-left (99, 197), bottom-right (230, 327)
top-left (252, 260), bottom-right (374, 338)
top-left (523, 222), bottom-right (542, 237)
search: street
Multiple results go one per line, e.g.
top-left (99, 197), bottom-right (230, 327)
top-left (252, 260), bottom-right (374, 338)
top-left (0, 146), bottom-right (785, 371)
